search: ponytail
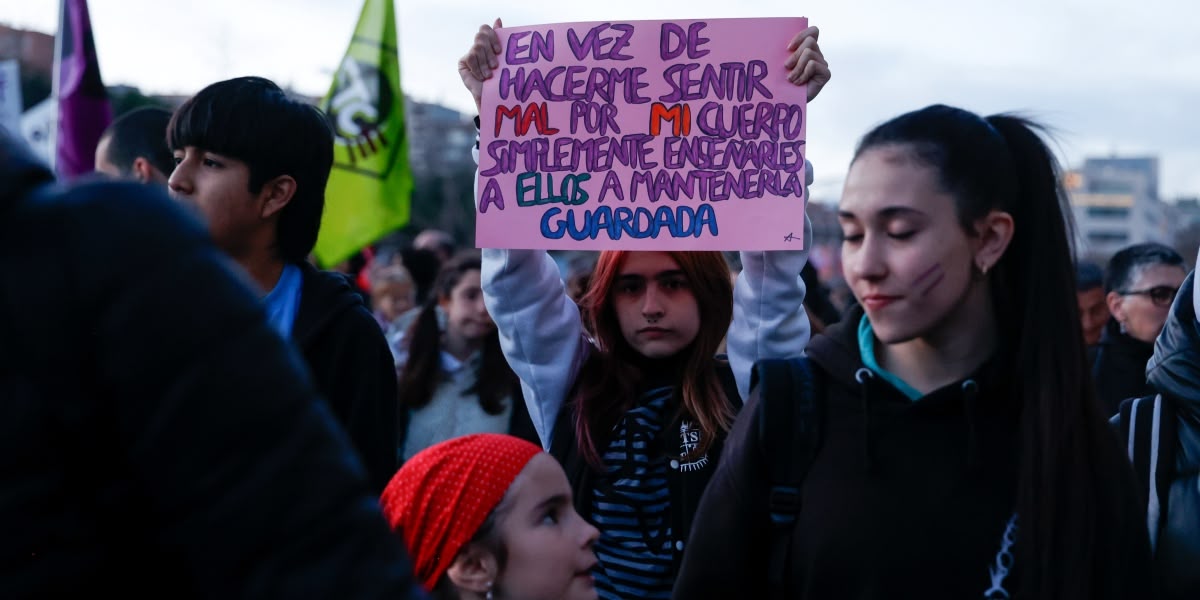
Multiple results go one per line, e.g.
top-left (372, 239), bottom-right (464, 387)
top-left (987, 115), bottom-right (1147, 599)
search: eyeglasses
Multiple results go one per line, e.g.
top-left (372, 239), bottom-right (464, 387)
top-left (1119, 285), bottom-right (1179, 307)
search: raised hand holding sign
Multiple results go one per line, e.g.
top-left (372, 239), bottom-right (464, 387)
top-left (471, 18), bottom-right (823, 250)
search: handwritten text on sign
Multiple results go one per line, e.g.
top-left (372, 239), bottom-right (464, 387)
top-left (476, 17), bottom-right (808, 250)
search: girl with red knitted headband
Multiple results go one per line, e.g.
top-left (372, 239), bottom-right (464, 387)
top-left (381, 433), bottom-right (600, 600)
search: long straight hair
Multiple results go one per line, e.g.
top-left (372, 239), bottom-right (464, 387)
top-left (853, 105), bottom-right (1149, 599)
top-left (572, 250), bottom-right (735, 468)
top-left (397, 254), bottom-right (517, 415)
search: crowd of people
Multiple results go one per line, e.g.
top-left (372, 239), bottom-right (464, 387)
top-left (2, 15), bottom-right (1196, 600)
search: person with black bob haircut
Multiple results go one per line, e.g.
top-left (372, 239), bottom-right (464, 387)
top-left (674, 104), bottom-right (1151, 599)
top-left (166, 76), bottom-right (398, 491)
top-left (94, 106), bottom-right (176, 184)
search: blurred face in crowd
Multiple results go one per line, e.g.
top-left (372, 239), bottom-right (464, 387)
top-left (94, 135), bottom-right (170, 185)
top-left (167, 146), bottom-right (277, 258)
top-left (373, 280), bottom-right (416, 324)
top-left (1107, 264), bottom-right (1186, 344)
top-left (487, 454), bottom-right (599, 600)
top-left (612, 252), bottom-right (702, 359)
top-left (839, 146), bottom-right (1011, 345)
top-left (93, 135), bottom-right (122, 178)
top-left (439, 269), bottom-right (493, 346)
top-left (415, 229), bottom-right (455, 264)
top-left (1077, 286), bottom-right (1109, 346)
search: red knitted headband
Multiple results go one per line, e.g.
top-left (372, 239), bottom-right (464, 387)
top-left (380, 433), bottom-right (544, 590)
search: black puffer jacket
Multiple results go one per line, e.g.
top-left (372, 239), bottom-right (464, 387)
top-left (1137, 272), bottom-right (1200, 599)
top-left (0, 131), bottom-right (419, 598)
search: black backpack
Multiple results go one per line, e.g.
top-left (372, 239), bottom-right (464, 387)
top-left (1117, 393), bottom-right (1179, 550)
top-left (749, 357), bottom-right (824, 598)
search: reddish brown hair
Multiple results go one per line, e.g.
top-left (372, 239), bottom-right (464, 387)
top-left (572, 250), bottom-right (735, 468)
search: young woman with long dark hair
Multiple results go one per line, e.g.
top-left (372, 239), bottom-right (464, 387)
top-left (673, 104), bottom-right (1152, 599)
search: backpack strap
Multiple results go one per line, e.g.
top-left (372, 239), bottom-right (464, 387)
top-left (752, 357), bottom-right (822, 599)
top-left (713, 354), bottom-right (743, 411)
top-left (1120, 394), bottom-right (1178, 552)
top-left (1153, 396), bottom-right (1178, 550)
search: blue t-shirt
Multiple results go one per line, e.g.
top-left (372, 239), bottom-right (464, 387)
top-left (263, 263), bottom-right (303, 339)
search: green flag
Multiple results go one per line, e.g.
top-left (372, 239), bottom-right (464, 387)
top-left (315, 0), bottom-right (411, 267)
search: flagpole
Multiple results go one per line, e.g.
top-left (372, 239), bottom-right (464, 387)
top-left (48, 0), bottom-right (64, 174)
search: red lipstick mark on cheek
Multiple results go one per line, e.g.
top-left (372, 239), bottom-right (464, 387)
top-left (913, 263), bottom-right (945, 298)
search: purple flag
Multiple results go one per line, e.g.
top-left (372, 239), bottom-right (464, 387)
top-left (54, 0), bottom-right (111, 179)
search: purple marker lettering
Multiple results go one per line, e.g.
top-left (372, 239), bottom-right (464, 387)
top-left (660, 23), bottom-right (687, 60)
top-left (567, 23), bottom-right (632, 61)
top-left (506, 31), bottom-right (532, 64)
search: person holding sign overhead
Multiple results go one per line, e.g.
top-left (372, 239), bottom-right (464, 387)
top-left (672, 105), bottom-right (1153, 599)
top-left (460, 18), bottom-right (829, 600)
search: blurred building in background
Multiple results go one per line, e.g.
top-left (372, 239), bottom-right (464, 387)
top-left (1066, 156), bottom-right (1175, 263)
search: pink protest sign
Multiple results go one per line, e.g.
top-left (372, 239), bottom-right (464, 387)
top-left (476, 17), bottom-right (808, 250)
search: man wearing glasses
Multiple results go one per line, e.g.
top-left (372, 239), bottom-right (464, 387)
top-left (1092, 242), bottom-right (1187, 416)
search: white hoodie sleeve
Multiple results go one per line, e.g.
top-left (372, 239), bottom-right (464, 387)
top-left (474, 142), bottom-right (586, 450)
top-left (725, 161), bottom-right (814, 399)
top-left (481, 248), bottom-right (587, 450)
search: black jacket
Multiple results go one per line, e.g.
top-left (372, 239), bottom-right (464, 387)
top-left (549, 358), bottom-right (741, 577)
top-left (678, 305), bottom-right (1153, 599)
top-left (676, 306), bottom-right (1027, 599)
top-left (1093, 319), bottom-right (1155, 416)
top-left (1134, 272), bottom-right (1200, 599)
top-left (0, 135), bottom-right (419, 598)
top-left (293, 261), bottom-right (398, 492)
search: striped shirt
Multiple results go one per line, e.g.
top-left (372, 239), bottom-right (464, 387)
top-left (590, 385), bottom-right (675, 600)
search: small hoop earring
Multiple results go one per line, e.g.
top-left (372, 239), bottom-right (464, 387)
top-left (486, 582), bottom-right (494, 600)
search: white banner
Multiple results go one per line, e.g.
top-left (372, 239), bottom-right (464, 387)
top-left (20, 98), bottom-right (55, 167)
top-left (0, 60), bottom-right (22, 135)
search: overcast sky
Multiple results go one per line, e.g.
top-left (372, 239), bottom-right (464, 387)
top-left (7, 0), bottom-right (1198, 200)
